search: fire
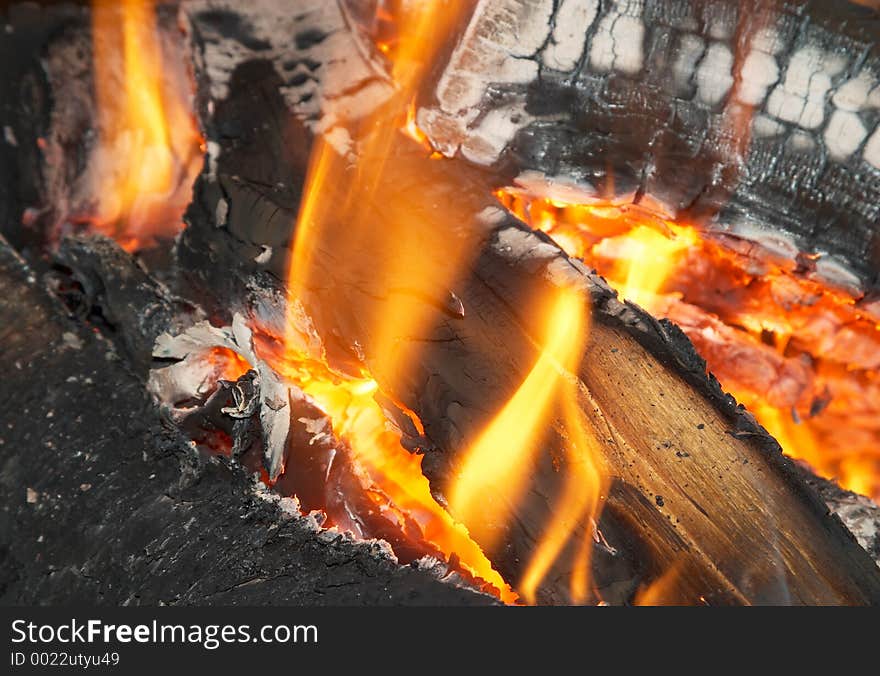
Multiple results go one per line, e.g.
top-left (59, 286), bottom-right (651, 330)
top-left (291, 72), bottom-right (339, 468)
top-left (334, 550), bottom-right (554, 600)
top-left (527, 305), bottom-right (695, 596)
top-left (261, 343), bottom-right (516, 603)
top-left (282, 0), bottom-right (614, 604)
top-left (207, 346), bottom-right (252, 383)
top-left (499, 189), bottom-right (880, 501)
top-left (447, 288), bottom-right (608, 604)
top-left (279, 0), bottom-right (528, 601)
top-left (403, 102), bottom-right (430, 148)
top-left (597, 224), bottom-right (700, 312)
top-left (87, 0), bottom-right (202, 250)
top-left (633, 562), bottom-right (684, 606)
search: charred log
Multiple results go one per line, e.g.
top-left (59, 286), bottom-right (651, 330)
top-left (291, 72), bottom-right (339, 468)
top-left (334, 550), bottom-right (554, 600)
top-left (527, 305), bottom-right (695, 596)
top-left (416, 0), bottom-right (880, 295)
top-left (0, 234), bottom-right (493, 605)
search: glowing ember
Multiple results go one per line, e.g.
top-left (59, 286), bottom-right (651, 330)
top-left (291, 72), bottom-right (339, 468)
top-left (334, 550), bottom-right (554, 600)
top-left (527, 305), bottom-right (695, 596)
top-left (207, 346), bottom-right (252, 383)
top-left (86, 0), bottom-right (202, 250)
top-left (499, 189), bottom-right (880, 501)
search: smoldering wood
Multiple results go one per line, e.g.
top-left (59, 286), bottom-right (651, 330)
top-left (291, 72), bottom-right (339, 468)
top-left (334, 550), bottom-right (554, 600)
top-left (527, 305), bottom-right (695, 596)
top-left (175, 1), bottom-right (880, 604)
top-left (0, 234), bottom-right (494, 605)
top-left (416, 0), bottom-right (880, 296)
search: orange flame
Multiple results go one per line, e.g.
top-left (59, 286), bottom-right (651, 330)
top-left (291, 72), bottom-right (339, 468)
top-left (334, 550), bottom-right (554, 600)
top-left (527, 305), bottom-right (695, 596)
top-left (265, 348), bottom-right (515, 602)
top-left (633, 562), bottom-right (684, 606)
top-left (282, 1), bottom-right (521, 601)
top-left (597, 224), bottom-right (700, 312)
top-left (499, 189), bottom-right (880, 501)
top-left (88, 0), bottom-right (202, 250)
top-left (447, 288), bottom-right (608, 604)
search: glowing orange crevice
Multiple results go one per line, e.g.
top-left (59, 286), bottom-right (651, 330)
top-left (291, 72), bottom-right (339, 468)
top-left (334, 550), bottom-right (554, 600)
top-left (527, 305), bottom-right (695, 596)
top-left (498, 188), bottom-right (880, 501)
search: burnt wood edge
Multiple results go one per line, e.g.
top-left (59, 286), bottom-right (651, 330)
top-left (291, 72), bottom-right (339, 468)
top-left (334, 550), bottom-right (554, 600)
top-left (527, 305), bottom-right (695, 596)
top-left (0, 233), bottom-right (494, 606)
top-left (417, 0), bottom-right (880, 293)
top-left (560, 237), bottom-right (880, 576)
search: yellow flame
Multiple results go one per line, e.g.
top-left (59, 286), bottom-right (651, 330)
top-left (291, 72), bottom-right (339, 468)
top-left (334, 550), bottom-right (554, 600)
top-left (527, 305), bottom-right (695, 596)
top-left (90, 0), bottom-right (202, 248)
top-left (289, 0), bottom-right (470, 379)
top-left (447, 290), bottom-right (587, 546)
top-left (265, 347), bottom-right (516, 602)
top-left (284, 1), bottom-right (520, 601)
top-left (749, 403), bottom-right (880, 498)
top-left (521, 391), bottom-right (607, 604)
top-left (500, 189), bottom-right (880, 501)
top-left (597, 225), bottom-right (700, 312)
top-left (633, 562), bottom-right (683, 606)
top-left (403, 101), bottom-right (430, 148)
top-left (448, 288), bottom-right (608, 604)
top-left (290, 1), bottom-right (615, 603)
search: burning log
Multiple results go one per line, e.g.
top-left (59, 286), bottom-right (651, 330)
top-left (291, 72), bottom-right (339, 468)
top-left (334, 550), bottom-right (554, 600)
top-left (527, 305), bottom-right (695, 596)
top-left (0, 233), bottom-right (494, 605)
top-left (417, 0), bottom-right (880, 293)
top-left (418, 0), bottom-right (880, 500)
top-left (171, 1), bottom-right (880, 604)
top-left (2, 0), bottom-right (879, 606)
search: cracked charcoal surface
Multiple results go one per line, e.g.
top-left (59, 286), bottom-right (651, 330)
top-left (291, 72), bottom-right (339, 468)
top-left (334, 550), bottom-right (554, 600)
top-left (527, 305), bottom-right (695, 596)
top-left (419, 0), bottom-right (880, 293)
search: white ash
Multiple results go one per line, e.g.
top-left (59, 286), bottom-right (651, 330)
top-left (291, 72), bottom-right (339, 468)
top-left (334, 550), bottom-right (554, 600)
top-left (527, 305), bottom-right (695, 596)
top-left (766, 46), bottom-right (847, 131)
top-left (417, 0), bottom-right (552, 160)
top-left (752, 114), bottom-right (785, 138)
top-left (695, 42), bottom-right (735, 107)
top-left (148, 314), bottom-right (293, 480)
top-left (254, 245), bottom-right (272, 265)
top-left (589, 0), bottom-right (645, 76)
top-left (544, 0), bottom-right (600, 72)
top-left (824, 110), bottom-right (869, 161)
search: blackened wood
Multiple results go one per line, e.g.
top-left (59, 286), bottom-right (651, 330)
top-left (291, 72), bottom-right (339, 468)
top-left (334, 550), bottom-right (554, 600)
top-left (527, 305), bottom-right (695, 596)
top-left (0, 2), bottom-right (87, 256)
top-left (178, 2), bottom-right (880, 605)
top-left (50, 234), bottom-right (203, 376)
top-left (0, 235), bottom-right (493, 605)
top-left (417, 0), bottom-right (880, 294)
